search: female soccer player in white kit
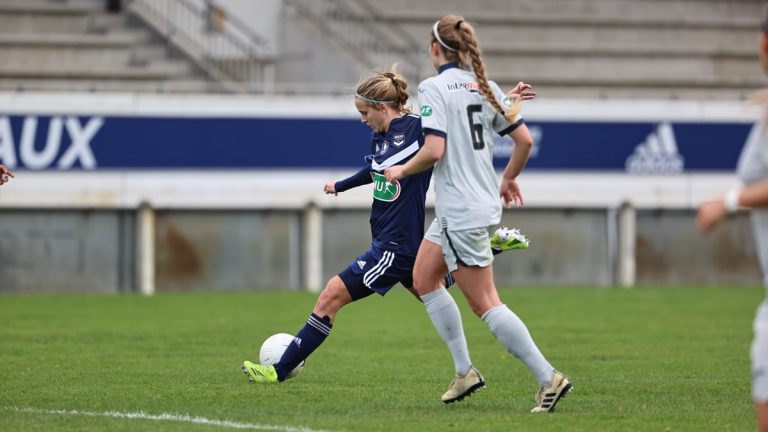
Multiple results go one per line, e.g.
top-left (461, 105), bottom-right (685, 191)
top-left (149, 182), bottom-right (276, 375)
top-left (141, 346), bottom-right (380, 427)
top-left (385, 15), bottom-right (571, 412)
top-left (697, 9), bottom-right (768, 430)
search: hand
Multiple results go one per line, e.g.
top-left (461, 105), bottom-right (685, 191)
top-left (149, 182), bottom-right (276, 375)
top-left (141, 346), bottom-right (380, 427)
top-left (0, 164), bottom-right (14, 186)
top-left (500, 178), bottom-right (523, 208)
top-left (323, 180), bottom-right (338, 196)
top-left (384, 166), bottom-right (406, 183)
top-left (507, 82), bottom-right (536, 101)
top-left (696, 197), bottom-right (727, 234)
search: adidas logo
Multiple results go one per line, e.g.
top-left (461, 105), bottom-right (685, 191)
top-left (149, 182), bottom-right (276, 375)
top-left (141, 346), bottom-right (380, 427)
top-left (357, 260), bottom-right (366, 270)
top-left (625, 122), bottom-right (684, 174)
top-left (293, 336), bottom-right (302, 347)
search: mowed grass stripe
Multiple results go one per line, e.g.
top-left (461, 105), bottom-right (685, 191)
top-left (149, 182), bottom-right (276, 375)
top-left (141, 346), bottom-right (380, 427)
top-left (0, 286), bottom-right (761, 432)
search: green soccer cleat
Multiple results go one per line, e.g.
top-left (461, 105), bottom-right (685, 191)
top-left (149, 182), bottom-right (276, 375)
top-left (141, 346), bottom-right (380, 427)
top-left (490, 226), bottom-right (530, 253)
top-left (241, 361), bottom-right (278, 384)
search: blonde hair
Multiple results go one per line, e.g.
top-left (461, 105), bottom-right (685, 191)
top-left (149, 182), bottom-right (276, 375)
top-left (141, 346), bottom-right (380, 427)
top-left (355, 64), bottom-right (411, 114)
top-left (431, 15), bottom-right (520, 121)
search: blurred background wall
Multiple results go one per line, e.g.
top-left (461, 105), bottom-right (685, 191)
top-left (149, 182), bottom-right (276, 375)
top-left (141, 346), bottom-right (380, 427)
top-left (0, 0), bottom-right (763, 293)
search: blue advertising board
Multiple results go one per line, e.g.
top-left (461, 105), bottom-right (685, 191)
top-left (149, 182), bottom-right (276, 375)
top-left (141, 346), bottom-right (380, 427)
top-left (0, 114), bottom-right (754, 172)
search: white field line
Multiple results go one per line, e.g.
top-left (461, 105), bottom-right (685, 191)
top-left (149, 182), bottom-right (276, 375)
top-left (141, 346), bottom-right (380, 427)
top-left (2, 406), bottom-right (333, 432)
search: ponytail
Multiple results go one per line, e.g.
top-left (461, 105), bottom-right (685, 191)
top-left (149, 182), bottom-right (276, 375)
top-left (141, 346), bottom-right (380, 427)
top-left (432, 16), bottom-right (520, 121)
top-left (355, 64), bottom-right (411, 114)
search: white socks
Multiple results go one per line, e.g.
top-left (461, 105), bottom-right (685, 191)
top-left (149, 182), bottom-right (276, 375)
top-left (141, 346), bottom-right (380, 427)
top-left (421, 287), bottom-right (472, 375)
top-left (482, 304), bottom-right (555, 385)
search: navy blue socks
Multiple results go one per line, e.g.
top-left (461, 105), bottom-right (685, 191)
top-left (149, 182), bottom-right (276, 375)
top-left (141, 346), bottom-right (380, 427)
top-left (274, 313), bottom-right (332, 381)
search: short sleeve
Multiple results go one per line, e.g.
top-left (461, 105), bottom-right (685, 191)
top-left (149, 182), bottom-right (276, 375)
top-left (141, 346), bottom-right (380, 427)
top-left (489, 81), bottom-right (524, 136)
top-left (418, 79), bottom-right (447, 138)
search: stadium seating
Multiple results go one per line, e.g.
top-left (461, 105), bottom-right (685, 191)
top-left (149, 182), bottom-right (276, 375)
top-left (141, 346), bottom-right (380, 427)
top-left (0, 0), bottom-right (210, 92)
top-left (360, 0), bottom-right (765, 99)
top-left (0, 0), bottom-right (762, 98)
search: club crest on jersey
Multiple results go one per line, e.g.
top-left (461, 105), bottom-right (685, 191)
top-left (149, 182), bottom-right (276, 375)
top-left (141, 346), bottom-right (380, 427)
top-left (393, 133), bottom-right (405, 147)
top-left (370, 172), bottom-right (401, 202)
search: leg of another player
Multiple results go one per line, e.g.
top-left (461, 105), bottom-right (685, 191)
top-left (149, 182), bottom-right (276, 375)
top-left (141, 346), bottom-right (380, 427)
top-left (757, 403), bottom-right (768, 432)
top-left (273, 276), bottom-right (352, 381)
top-left (452, 264), bottom-right (571, 412)
top-left (451, 264), bottom-right (555, 386)
top-left (413, 239), bottom-right (474, 376)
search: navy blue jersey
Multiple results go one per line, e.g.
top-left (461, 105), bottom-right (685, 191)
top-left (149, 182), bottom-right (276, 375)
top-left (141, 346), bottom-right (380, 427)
top-left (335, 114), bottom-right (430, 257)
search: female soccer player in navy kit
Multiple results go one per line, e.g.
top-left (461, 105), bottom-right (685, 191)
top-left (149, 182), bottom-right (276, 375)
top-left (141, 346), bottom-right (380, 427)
top-left (385, 15), bottom-right (571, 412)
top-left (242, 65), bottom-right (533, 384)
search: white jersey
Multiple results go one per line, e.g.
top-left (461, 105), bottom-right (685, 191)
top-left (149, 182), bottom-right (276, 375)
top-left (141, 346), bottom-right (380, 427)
top-left (418, 63), bottom-right (523, 230)
top-left (739, 121), bottom-right (768, 287)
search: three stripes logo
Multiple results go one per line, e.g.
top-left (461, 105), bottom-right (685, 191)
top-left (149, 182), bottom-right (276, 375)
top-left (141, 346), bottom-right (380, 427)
top-left (625, 122), bottom-right (684, 174)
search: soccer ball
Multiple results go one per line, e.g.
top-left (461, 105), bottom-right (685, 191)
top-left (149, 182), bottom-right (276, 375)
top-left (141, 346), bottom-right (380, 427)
top-left (259, 333), bottom-right (304, 379)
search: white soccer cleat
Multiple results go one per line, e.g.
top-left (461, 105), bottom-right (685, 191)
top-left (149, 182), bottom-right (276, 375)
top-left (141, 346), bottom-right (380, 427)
top-left (531, 371), bottom-right (572, 413)
top-left (441, 366), bottom-right (486, 404)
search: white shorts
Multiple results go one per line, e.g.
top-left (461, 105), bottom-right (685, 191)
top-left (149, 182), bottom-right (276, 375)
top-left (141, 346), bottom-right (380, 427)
top-left (424, 218), bottom-right (494, 273)
top-left (752, 300), bottom-right (768, 402)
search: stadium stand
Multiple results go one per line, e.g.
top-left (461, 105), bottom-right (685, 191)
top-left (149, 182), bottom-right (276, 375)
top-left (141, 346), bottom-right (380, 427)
top-left (291, 0), bottom-right (765, 100)
top-left (0, 0), bottom-right (275, 93)
top-left (0, 0), bottom-right (761, 99)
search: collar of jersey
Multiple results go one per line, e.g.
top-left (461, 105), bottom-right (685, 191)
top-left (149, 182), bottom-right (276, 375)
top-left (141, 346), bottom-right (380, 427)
top-left (438, 62), bottom-right (460, 74)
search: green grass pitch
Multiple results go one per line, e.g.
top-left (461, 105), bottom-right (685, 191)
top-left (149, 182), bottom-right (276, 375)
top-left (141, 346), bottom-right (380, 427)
top-left (0, 286), bottom-right (762, 431)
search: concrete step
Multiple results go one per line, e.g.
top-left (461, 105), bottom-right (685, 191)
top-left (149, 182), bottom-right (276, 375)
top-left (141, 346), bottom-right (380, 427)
top-left (483, 54), bottom-right (762, 83)
top-left (0, 1), bottom-right (97, 15)
top-left (368, 0), bottom-right (761, 27)
top-left (0, 60), bottom-right (195, 80)
top-left (395, 22), bottom-right (757, 55)
top-left (515, 83), bottom-right (760, 100)
top-left (0, 32), bottom-right (171, 69)
top-left (0, 77), bottom-right (218, 93)
top-left (0, 32), bottom-right (148, 47)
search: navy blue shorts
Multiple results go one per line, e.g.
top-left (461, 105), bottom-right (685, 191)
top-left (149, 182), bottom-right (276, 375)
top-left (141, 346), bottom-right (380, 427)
top-left (338, 247), bottom-right (416, 301)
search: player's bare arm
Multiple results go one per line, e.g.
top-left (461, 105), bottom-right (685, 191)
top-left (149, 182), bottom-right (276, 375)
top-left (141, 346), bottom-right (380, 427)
top-left (697, 178), bottom-right (768, 233)
top-left (500, 123), bottom-right (533, 208)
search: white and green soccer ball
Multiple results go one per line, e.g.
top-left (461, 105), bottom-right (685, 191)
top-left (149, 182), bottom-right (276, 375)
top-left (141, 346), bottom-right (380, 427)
top-left (259, 333), bottom-right (305, 379)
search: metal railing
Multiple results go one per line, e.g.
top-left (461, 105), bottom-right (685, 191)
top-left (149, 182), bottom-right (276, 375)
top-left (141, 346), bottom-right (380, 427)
top-left (285, 0), bottom-right (425, 85)
top-left (128, 0), bottom-right (275, 93)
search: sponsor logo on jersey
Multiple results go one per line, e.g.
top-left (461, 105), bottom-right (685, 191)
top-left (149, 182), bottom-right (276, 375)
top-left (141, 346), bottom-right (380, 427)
top-left (357, 260), bottom-right (367, 269)
top-left (393, 133), bottom-right (405, 147)
top-left (625, 122), bottom-right (684, 174)
top-left (447, 82), bottom-right (481, 94)
top-left (371, 172), bottom-right (401, 202)
top-left (420, 105), bottom-right (433, 116)
top-left (293, 336), bottom-right (302, 347)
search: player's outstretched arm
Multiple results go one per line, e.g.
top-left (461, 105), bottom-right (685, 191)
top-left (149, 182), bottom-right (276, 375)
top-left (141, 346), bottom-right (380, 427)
top-left (697, 178), bottom-right (768, 233)
top-left (0, 164), bottom-right (14, 186)
top-left (384, 134), bottom-right (444, 183)
top-left (507, 82), bottom-right (536, 101)
top-left (330, 165), bottom-right (374, 196)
